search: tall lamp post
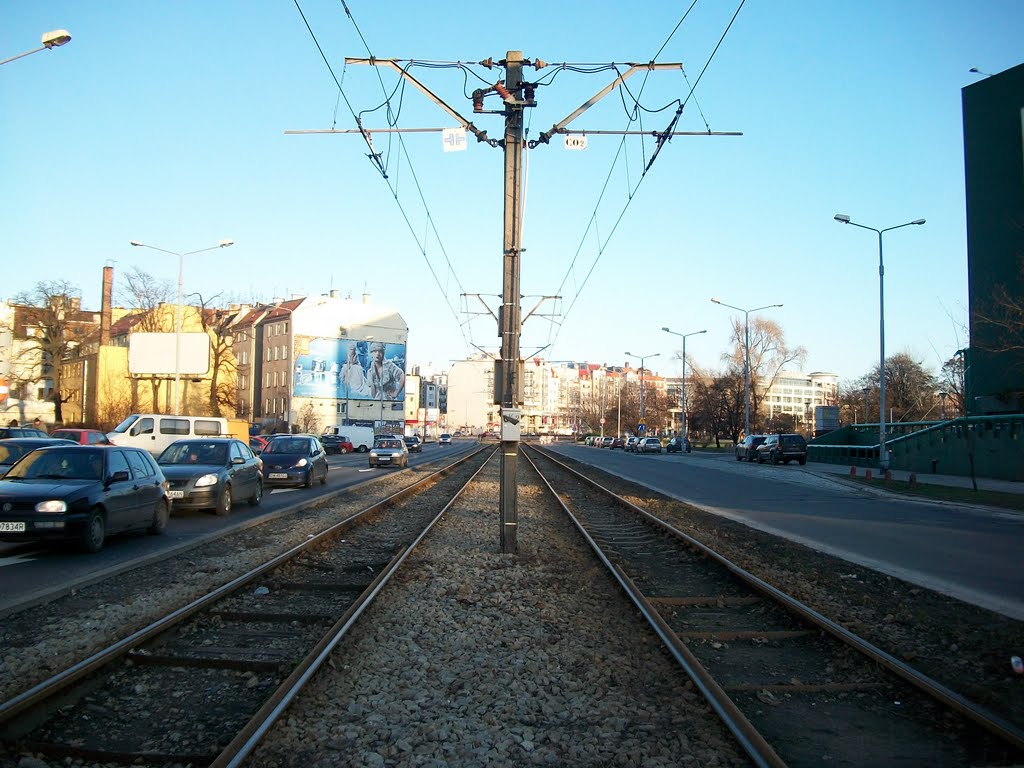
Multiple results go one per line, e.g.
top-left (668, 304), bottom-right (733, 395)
top-left (0, 29), bottom-right (71, 66)
top-left (625, 351), bottom-right (659, 433)
top-left (130, 239), bottom-right (234, 415)
top-left (834, 213), bottom-right (925, 471)
top-left (661, 327), bottom-right (706, 439)
top-left (710, 298), bottom-right (782, 439)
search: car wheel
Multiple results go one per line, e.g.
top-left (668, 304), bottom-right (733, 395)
top-left (79, 507), bottom-right (106, 553)
top-left (771, 452), bottom-right (779, 465)
top-left (358, 446), bottom-right (368, 453)
top-left (736, 452), bottom-right (742, 461)
top-left (799, 456), bottom-right (807, 466)
top-left (215, 485), bottom-right (232, 516)
top-left (304, 468), bottom-right (314, 488)
top-left (757, 453), bottom-right (765, 464)
top-left (248, 478), bottom-right (263, 507)
top-left (340, 447), bottom-right (348, 454)
top-left (320, 467), bottom-right (327, 485)
top-left (148, 498), bottom-right (169, 535)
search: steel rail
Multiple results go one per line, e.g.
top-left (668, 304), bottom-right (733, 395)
top-left (214, 445), bottom-right (500, 767)
top-left (0, 446), bottom-right (492, 726)
top-left (521, 448), bottom-right (785, 768)
top-left (527, 444), bottom-right (1024, 754)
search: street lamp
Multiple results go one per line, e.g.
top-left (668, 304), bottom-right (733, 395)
top-left (661, 327), bottom-right (706, 439)
top-left (710, 298), bottom-right (782, 439)
top-left (0, 29), bottom-right (72, 66)
top-left (129, 239), bottom-right (234, 415)
top-left (834, 213), bottom-right (925, 471)
top-left (625, 351), bottom-right (659, 433)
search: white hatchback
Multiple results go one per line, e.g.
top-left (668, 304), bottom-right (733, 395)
top-left (638, 437), bottom-right (663, 454)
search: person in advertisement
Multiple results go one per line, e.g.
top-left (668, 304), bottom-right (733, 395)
top-left (340, 343), bottom-right (370, 398)
top-left (366, 341), bottom-right (405, 400)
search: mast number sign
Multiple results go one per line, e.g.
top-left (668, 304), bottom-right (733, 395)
top-left (564, 135), bottom-right (588, 151)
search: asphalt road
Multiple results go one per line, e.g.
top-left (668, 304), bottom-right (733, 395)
top-left (0, 440), bottom-right (476, 616)
top-left (548, 444), bottom-right (1024, 621)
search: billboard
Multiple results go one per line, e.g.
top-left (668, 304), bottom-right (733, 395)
top-left (128, 332), bottom-right (210, 375)
top-left (293, 337), bottom-right (406, 401)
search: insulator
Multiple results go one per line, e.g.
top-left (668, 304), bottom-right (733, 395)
top-left (493, 81), bottom-right (514, 103)
top-left (472, 89), bottom-right (484, 113)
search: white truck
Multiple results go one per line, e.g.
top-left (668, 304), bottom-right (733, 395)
top-left (322, 424), bottom-right (374, 452)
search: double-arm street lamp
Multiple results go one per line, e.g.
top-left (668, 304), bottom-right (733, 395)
top-left (130, 239), bottom-right (234, 415)
top-left (834, 213), bottom-right (925, 471)
top-left (0, 29), bottom-right (72, 66)
top-left (661, 327), bottom-right (705, 439)
top-left (710, 298), bottom-right (782, 439)
top-left (625, 351), bottom-right (659, 432)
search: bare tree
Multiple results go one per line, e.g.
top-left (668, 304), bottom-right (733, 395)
top-left (972, 253), bottom-right (1024, 367)
top-left (688, 365), bottom-right (744, 446)
top-left (938, 355), bottom-right (965, 417)
top-left (851, 352), bottom-right (938, 423)
top-left (188, 291), bottom-right (238, 418)
top-left (723, 316), bottom-right (806, 429)
top-left (6, 281), bottom-right (96, 424)
top-left (296, 402), bottom-right (322, 434)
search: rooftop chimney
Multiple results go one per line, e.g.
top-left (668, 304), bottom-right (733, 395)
top-left (330, 289), bottom-right (339, 299)
top-left (100, 265), bottom-right (113, 345)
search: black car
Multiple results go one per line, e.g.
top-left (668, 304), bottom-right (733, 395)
top-left (0, 426), bottom-right (50, 439)
top-left (0, 445), bottom-right (169, 553)
top-left (735, 434), bottom-right (767, 462)
top-left (756, 433), bottom-right (809, 465)
top-left (665, 436), bottom-right (691, 453)
top-left (261, 435), bottom-right (328, 488)
top-left (0, 438), bottom-right (77, 478)
top-left (403, 435), bottom-right (422, 453)
top-left (320, 435), bottom-right (354, 455)
top-left (158, 438), bottom-right (263, 516)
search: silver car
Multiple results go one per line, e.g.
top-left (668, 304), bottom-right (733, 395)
top-left (369, 438), bottom-right (409, 468)
top-left (638, 437), bottom-right (663, 454)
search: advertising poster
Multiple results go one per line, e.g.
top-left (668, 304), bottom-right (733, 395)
top-left (293, 337), bottom-right (406, 401)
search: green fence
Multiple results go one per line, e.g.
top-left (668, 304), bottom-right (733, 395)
top-left (808, 415), bottom-right (1024, 482)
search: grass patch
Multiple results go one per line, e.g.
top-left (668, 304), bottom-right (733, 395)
top-left (839, 475), bottom-right (1024, 512)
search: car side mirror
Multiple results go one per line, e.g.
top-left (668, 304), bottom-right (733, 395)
top-left (107, 470), bottom-right (130, 484)
top-left (233, 456), bottom-right (245, 465)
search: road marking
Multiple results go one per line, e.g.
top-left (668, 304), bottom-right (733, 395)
top-left (0, 552), bottom-right (39, 567)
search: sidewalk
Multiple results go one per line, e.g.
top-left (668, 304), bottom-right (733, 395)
top-left (802, 461), bottom-right (1024, 496)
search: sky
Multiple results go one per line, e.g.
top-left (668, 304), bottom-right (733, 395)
top-left (3, 1), bottom-right (1022, 389)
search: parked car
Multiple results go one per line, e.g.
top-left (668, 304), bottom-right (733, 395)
top-left (735, 434), bottom-right (766, 462)
top-left (756, 433), bottom-right (809, 465)
top-left (260, 435), bottom-right (328, 488)
top-left (158, 438), bottom-right (263, 515)
top-left (0, 426), bottom-right (49, 439)
top-left (369, 437), bottom-right (410, 468)
top-left (403, 435), bottom-right (422, 453)
top-left (0, 438), bottom-right (77, 478)
top-left (624, 436), bottom-right (639, 452)
top-left (611, 437), bottom-right (625, 449)
top-left (665, 436), bottom-right (691, 453)
top-left (249, 435), bottom-right (269, 454)
top-left (51, 428), bottom-right (112, 446)
top-left (438, 433), bottom-right (453, 446)
top-left (0, 444), bottom-right (170, 553)
top-left (106, 413), bottom-right (240, 457)
top-left (321, 435), bottom-right (354, 455)
top-left (600, 436), bottom-right (613, 448)
top-left (638, 437), bottom-right (663, 454)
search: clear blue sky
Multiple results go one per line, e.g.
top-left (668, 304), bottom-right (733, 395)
top-left (3, 1), bottom-right (1021, 388)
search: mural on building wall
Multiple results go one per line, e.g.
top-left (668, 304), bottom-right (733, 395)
top-left (293, 337), bottom-right (406, 401)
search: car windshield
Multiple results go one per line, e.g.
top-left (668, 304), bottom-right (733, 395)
top-left (264, 438), bottom-right (309, 454)
top-left (0, 444), bottom-right (33, 465)
top-left (5, 448), bottom-right (103, 481)
top-left (160, 442), bottom-right (228, 465)
top-left (375, 440), bottom-right (403, 449)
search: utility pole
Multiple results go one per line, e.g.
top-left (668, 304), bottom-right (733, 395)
top-left (299, 54), bottom-right (736, 555)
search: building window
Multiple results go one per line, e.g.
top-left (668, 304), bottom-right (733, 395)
top-left (282, 344), bottom-right (288, 359)
top-left (273, 347), bottom-right (279, 361)
top-left (266, 372), bottom-right (271, 388)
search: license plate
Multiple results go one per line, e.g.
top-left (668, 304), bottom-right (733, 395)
top-left (0, 522), bottom-right (26, 532)
top-left (168, 490), bottom-right (184, 499)
top-left (269, 473), bottom-right (288, 479)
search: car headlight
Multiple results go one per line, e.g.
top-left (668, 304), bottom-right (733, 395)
top-left (296, 458), bottom-right (308, 467)
top-left (35, 500), bottom-right (67, 513)
top-left (369, 451), bottom-right (378, 458)
top-left (195, 473), bottom-right (219, 488)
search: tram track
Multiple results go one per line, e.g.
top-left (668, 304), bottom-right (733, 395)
top-left (0, 446), bottom-right (497, 767)
top-left (525, 444), bottom-right (1024, 767)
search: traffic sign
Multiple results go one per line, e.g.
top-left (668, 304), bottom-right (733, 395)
top-left (599, 417), bottom-right (605, 425)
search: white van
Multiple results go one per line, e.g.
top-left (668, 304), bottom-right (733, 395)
top-left (107, 414), bottom-right (231, 457)
top-left (322, 424), bottom-right (374, 452)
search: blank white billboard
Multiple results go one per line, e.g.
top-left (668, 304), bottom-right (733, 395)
top-left (129, 332), bottom-right (210, 375)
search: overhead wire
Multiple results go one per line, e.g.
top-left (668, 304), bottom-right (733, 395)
top-left (545, 0), bottom-right (746, 353)
top-left (296, 0), bottom-right (475, 352)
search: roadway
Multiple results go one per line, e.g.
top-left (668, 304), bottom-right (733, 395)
top-left (547, 443), bottom-right (1024, 621)
top-left (0, 440), bottom-right (476, 616)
